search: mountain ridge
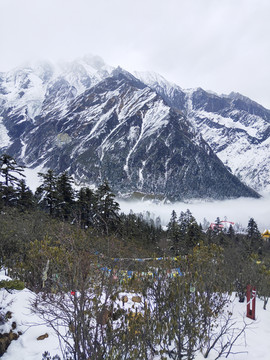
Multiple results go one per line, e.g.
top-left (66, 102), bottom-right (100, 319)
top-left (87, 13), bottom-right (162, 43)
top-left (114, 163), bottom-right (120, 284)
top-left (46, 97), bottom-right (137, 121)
top-left (0, 56), bottom-right (263, 200)
top-left (135, 70), bottom-right (270, 193)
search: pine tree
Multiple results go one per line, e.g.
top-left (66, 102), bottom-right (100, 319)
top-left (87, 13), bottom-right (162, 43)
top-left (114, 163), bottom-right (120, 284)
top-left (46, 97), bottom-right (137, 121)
top-left (36, 170), bottom-right (58, 216)
top-left (155, 216), bottom-right (161, 229)
top-left (177, 209), bottom-right (197, 253)
top-left (247, 217), bottom-right (262, 251)
top-left (56, 172), bottom-right (75, 220)
top-left (95, 181), bottom-right (120, 234)
top-left (0, 183), bottom-right (17, 207)
top-left (16, 179), bottom-right (35, 210)
top-left (0, 154), bottom-right (25, 187)
top-left (0, 154), bottom-right (25, 206)
top-left (186, 221), bottom-right (203, 250)
top-left (167, 210), bottom-right (180, 250)
top-left (76, 187), bottom-right (97, 228)
top-left (227, 224), bottom-right (235, 239)
top-left (178, 209), bottom-right (195, 234)
top-left (247, 218), bottom-right (261, 239)
top-left (202, 217), bottom-right (210, 231)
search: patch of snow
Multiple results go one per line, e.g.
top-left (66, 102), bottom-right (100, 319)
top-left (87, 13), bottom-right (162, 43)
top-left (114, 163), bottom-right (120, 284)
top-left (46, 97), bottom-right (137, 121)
top-left (138, 160), bottom-right (146, 188)
top-left (118, 87), bottom-right (156, 121)
top-left (196, 110), bottom-right (264, 138)
top-left (20, 140), bottom-right (27, 159)
top-left (124, 99), bottom-right (169, 177)
top-left (1, 288), bottom-right (61, 360)
top-left (23, 164), bottom-right (47, 192)
top-left (133, 70), bottom-right (182, 94)
top-left (0, 117), bottom-right (11, 148)
top-left (127, 126), bottom-right (140, 142)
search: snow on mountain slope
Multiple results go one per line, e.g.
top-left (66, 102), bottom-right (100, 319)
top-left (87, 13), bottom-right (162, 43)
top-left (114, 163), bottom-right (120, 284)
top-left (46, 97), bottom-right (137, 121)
top-left (133, 71), bottom-right (182, 99)
top-left (0, 59), bottom-right (261, 200)
top-left (133, 70), bottom-right (187, 114)
top-left (0, 117), bottom-right (11, 148)
top-left (136, 71), bottom-right (270, 193)
top-left (188, 88), bottom-right (270, 192)
top-left (0, 55), bottom-right (114, 125)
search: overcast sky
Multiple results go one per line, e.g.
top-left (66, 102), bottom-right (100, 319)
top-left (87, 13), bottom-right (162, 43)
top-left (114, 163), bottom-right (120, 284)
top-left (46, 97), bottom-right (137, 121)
top-left (1, 0), bottom-right (270, 108)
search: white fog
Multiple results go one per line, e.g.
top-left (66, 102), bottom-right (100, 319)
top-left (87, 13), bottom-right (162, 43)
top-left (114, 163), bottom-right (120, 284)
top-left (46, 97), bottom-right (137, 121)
top-left (22, 167), bottom-right (270, 232)
top-left (118, 194), bottom-right (270, 232)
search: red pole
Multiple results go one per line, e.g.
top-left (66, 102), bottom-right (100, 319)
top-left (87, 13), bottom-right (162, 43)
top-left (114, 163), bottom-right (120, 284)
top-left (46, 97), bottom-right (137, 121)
top-left (251, 288), bottom-right (256, 320)
top-left (246, 285), bottom-right (256, 320)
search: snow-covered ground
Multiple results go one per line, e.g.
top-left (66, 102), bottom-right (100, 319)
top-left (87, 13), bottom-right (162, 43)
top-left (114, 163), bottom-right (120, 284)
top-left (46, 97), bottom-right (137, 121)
top-left (1, 268), bottom-right (270, 360)
top-left (195, 298), bottom-right (270, 360)
top-left (0, 272), bottom-right (60, 360)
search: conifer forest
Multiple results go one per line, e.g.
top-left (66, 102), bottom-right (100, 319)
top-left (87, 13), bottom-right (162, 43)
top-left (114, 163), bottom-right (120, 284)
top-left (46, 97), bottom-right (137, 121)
top-left (0, 154), bottom-right (270, 359)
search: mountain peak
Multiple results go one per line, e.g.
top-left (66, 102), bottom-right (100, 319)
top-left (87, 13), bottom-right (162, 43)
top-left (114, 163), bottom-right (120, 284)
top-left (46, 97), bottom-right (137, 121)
top-left (0, 55), bottom-right (267, 198)
top-left (227, 91), bottom-right (270, 110)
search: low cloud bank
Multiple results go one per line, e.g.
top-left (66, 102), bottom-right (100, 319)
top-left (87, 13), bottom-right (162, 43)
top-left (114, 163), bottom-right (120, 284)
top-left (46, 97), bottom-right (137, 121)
top-left (118, 194), bottom-right (270, 231)
top-left (22, 167), bottom-right (269, 231)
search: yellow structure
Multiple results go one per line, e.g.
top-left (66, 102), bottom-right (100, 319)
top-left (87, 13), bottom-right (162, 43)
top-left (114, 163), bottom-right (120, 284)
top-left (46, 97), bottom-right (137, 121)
top-left (262, 229), bottom-right (270, 240)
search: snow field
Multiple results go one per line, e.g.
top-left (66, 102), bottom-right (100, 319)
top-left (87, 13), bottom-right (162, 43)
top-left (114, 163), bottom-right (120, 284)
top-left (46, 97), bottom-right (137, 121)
top-left (1, 272), bottom-right (270, 360)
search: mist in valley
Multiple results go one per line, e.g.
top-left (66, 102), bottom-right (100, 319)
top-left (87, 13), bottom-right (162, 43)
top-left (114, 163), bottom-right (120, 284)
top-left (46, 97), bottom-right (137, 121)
top-left (118, 193), bottom-right (270, 232)
top-left (23, 167), bottom-right (269, 231)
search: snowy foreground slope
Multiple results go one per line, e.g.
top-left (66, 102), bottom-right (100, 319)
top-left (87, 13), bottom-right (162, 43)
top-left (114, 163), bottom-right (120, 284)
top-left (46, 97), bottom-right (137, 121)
top-left (1, 271), bottom-right (270, 360)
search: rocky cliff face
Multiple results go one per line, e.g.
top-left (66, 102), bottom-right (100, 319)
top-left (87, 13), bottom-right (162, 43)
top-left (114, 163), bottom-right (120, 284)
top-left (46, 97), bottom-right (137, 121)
top-left (135, 71), bottom-right (270, 193)
top-left (0, 57), bottom-right (260, 200)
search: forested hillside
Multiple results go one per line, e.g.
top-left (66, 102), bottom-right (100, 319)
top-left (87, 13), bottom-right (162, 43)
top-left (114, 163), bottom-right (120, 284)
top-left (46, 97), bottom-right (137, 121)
top-left (1, 154), bottom-right (270, 359)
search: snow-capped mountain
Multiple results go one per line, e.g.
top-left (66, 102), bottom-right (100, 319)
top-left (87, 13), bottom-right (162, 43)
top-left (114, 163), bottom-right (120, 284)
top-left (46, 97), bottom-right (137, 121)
top-left (135, 71), bottom-right (270, 193)
top-left (0, 56), bottom-right (260, 200)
